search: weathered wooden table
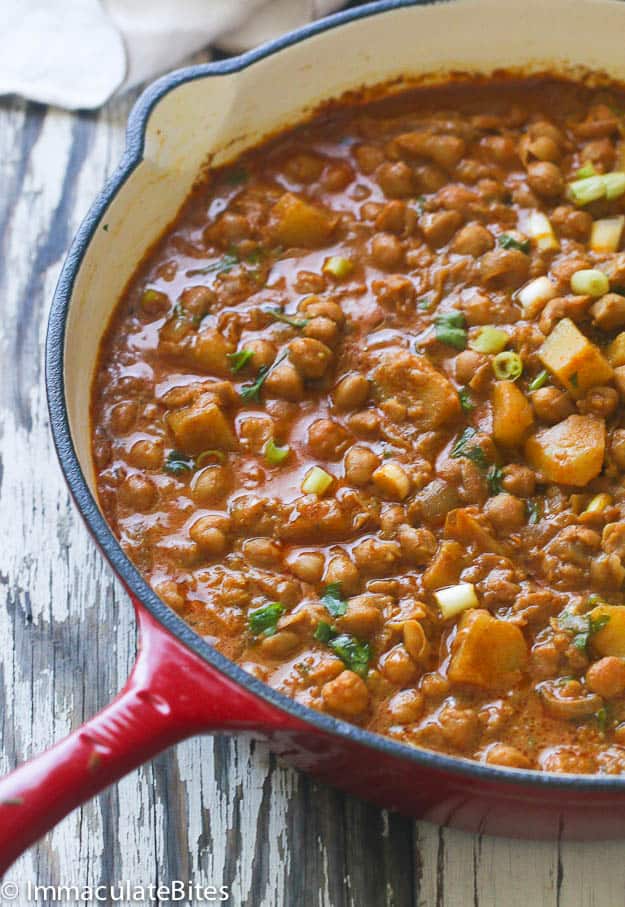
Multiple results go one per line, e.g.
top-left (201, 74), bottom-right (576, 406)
top-left (1, 87), bottom-right (624, 907)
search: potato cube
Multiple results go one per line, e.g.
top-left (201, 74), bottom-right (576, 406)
top-left (372, 461), bottom-right (411, 500)
top-left (590, 604), bottom-right (625, 657)
top-left (538, 317), bottom-right (613, 398)
top-left (167, 395), bottom-right (238, 455)
top-left (269, 192), bottom-right (337, 247)
top-left (607, 331), bottom-right (625, 367)
top-left (373, 350), bottom-right (460, 431)
top-left (492, 380), bottom-right (534, 447)
top-left (185, 328), bottom-right (233, 376)
top-left (448, 609), bottom-right (528, 690)
top-left (524, 414), bottom-right (605, 486)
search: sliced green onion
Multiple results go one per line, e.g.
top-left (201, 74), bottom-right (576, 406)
top-left (577, 162), bottom-right (598, 179)
top-left (301, 466), bottom-right (333, 496)
top-left (590, 216), bottom-right (624, 253)
top-left (568, 175), bottom-right (606, 206)
top-left (517, 276), bottom-right (558, 317)
top-left (196, 449), bottom-right (227, 467)
top-left (323, 256), bottom-right (354, 279)
top-left (584, 493), bottom-right (612, 515)
top-left (604, 172), bottom-right (625, 201)
top-left (264, 438), bottom-right (290, 466)
top-left (493, 350), bottom-right (523, 381)
top-left (469, 325), bottom-right (509, 354)
top-left (434, 583), bottom-right (479, 619)
top-left (570, 268), bottom-right (610, 298)
top-left (528, 369), bottom-right (549, 392)
top-left (526, 211), bottom-right (559, 251)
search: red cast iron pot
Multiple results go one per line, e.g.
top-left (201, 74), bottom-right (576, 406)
top-left (4, 0), bottom-right (625, 875)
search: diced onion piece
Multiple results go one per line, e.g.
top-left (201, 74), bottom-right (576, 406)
top-left (603, 172), bottom-right (625, 201)
top-left (323, 256), bottom-right (354, 279)
top-left (568, 175), bottom-right (606, 206)
top-left (527, 211), bottom-right (559, 251)
top-left (493, 350), bottom-right (523, 380)
top-left (469, 326), bottom-right (509, 354)
top-left (301, 465), bottom-right (333, 496)
top-left (372, 461), bottom-right (411, 500)
top-left (517, 276), bottom-right (558, 317)
top-left (434, 583), bottom-right (479, 619)
top-left (264, 438), bottom-right (290, 466)
top-left (570, 268), bottom-right (610, 298)
top-left (590, 216), bottom-right (625, 253)
top-left (584, 492), bottom-right (612, 515)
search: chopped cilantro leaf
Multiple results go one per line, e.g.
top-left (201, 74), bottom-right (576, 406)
top-left (328, 634), bottom-right (371, 679)
top-left (450, 426), bottom-right (489, 469)
top-left (435, 310), bottom-right (467, 350)
top-left (227, 349), bottom-right (254, 373)
top-left (569, 371), bottom-right (579, 389)
top-left (314, 621), bottom-right (336, 643)
top-left (240, 350), bottom-right (287, 402)
top-left (458, 387), bottom-right (475, 413)
top-left (498, 234), bottom-right (530, 254)
top-left (526, 500), bottom-right (542, 525)
top-left (249, 602), bottom-right (284, 637)
top-left (225, 167), bottom-right (249, 185)
top-left (187, 251), bottom-right (239, 277)
top-left (321, 582), bottom-right (348, 618)
top-left (417, 294), bottom-right (433, 311)
top-left (264, 307), bottom-right (309, 329)
top-left (487, 464), bottom-right (504, 496)
top-left (556, 608), bottom-right (610, 652)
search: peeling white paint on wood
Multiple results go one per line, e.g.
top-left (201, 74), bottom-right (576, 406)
top-left (0, 91), bottom-right (623, 907)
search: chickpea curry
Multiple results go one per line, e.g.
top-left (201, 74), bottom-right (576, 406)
top-left (93, 77), bottom-right (625, 774)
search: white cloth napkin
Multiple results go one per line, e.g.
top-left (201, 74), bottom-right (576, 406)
top-left (0, 0), bottom-right (345, 110)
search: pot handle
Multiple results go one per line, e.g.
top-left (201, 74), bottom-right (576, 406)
top-left (0, 602), bottom-right (291, 876)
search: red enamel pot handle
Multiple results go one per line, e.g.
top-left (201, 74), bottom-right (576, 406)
top-left (0, 601), bottom-right (293, 876)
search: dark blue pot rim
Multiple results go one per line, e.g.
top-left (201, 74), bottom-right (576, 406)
top-left (45, 0), bottom-right (624, 794)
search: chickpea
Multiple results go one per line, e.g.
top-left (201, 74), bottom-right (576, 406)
top-left (263, 360), bottom-right (304, 401)
top-left (451, 223), bottom-right (494, 257)
top-left (286, 551), bottom-right (325, 585)
top-left (348, 410), bottom-right (381, 438)
top-left (288, 337), bottom-right (333, 380)
top-left (454, 349), bottom-right (487, 384)
top-left (437, 704), bottom-right (479, 751)
top-left (370, 232), bottom-right (404, 269)
top-left (380, 644), bottom-right (419, 685)
top-left (118, 473), bottom-right (157, 511)
top-left (610, 429), bottom-right (625, 469)
top-left (110, 400), bottom-right (138, 434)
top-left (538, 746), bottom-right (594, 774)
top-left (322, 670), bottom-right (370, 717)
top-left (374, 200), bottom-right (408, 235)
top-left (485, 744), bottom-right (531, 769)
top-left (303, 316), bottom-right (339, 348)
top-left (242, 537), bottom-right (283, 568)
top-left (333, 374), bottom-right (370, 412)
top-left (154, 579), bottom-right (185, 613)
top-left (531, 386), bottom-right (575, 423)
top-left (192, 465), bottom-right (231, 505)
top-left (128, 438), bottom-right (164, 470)
top-left (353, 537), bottom-right (402, 576)
top-left (259, 630), bottom-right (300, 658)
top-left (284, 152), bottom-right (324, 183)
top-left (398, 525), bottom-right (437, 566)
top-left (420, 673), bottom-right (450, 700)
top-left (526, 161), bottom-right (564, 198)
top-left (577, 386), bottom-right (619, 418)
top-left (387, 689), bottom-right (424, 723)
top-left (322, 160), bottom-right (353, 192)
top-left (179, 285), bottom-right (214, 319)
top-left (521, 134), bottom-right (561, 164)
top-left (550, 205), bottom-right (592, 242)
top-left (372, 461), bottom-right (411, 501)
top-left (421, 210), bottom-right (463, 248)
top-left (501, 464), bottom-right (536, 498)
top-left (402, 620), bottom-right (430, 663)
top-left (376, 160), bottom-right (414, 198)
top-left (214, 211), bottom-right (251, 242)
top-left (299, 298), bottom-right (344, 324)
top-left (354, 143), bottom-right (385, 174)
top-left (189, 516), bottom-right (228, 557)
top-left (246, 338), bottom-right (277, 371)
top-left (308, 418), bottom-right (352, 460)
top-left (344, 445), bottom-right (380, 486)
top-left (484, 493), bottom-right (526, 534)
top-left (481, 249), bottom-right (530, 290)
top-left (325, 554), bottom-right (360, 595)
top-left (591, 293), bottom-right (625, 331)
top-left (586, 657), bottom-right (625, 698)
top-left (338, 595), bottom-right (383, 638)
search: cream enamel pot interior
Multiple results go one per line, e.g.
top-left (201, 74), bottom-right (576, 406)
top-left (4, 0), bottom-right (625, 873)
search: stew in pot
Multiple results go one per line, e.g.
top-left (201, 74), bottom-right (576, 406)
top-left (93, 77), bottom-right (625, 774)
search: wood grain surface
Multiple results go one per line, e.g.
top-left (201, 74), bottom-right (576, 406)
top-left (0, 88), bottom-right (623, 907)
